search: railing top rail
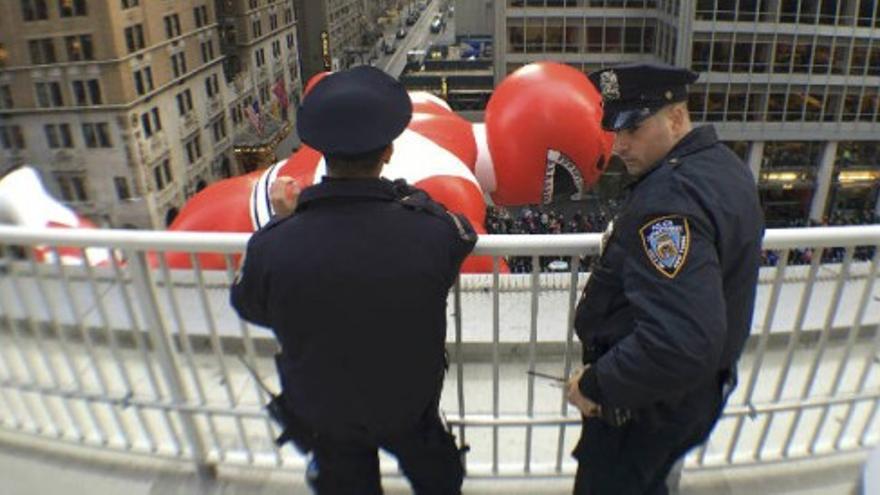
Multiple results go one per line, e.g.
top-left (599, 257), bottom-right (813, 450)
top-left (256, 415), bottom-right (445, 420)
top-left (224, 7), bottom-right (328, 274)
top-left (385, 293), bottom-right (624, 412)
top-left (0, 225), bottom-right (878, 254)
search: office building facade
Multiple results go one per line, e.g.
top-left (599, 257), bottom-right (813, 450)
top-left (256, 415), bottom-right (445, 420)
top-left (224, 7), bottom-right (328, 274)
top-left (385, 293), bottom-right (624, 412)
top-left (495, 0), bottom-right (880, 226)
top-left (0, 0), bottom-right (301, 229)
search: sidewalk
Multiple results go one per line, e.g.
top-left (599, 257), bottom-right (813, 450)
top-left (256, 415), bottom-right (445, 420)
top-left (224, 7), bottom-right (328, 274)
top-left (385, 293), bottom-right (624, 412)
top-left (0, 432), bottom-right (865, 495)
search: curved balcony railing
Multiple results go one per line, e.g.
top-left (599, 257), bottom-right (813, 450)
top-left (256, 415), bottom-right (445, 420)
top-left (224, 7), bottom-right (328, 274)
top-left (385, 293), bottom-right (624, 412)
top-left (0, 225), bottom-right (877, 478)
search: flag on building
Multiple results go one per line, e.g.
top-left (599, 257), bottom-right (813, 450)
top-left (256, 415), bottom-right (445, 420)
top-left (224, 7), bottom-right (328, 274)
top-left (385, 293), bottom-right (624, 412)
top-left (272, 79), bottom-right (289, 109)
top-left (244, 101), bottom-right (263, 135)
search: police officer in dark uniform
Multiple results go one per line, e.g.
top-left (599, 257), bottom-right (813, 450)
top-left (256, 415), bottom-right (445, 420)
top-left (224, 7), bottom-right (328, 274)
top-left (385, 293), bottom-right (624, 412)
top-left (565, 63), bottom-right (765, 495)
top-left (230, 66), bottom-right (475, 495)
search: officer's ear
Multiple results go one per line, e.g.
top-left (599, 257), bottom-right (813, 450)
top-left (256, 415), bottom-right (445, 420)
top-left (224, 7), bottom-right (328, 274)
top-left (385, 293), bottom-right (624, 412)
top-left (668, 103), bottom-right (691, 138)
top-left (380, 143), bottom-right (394, 165)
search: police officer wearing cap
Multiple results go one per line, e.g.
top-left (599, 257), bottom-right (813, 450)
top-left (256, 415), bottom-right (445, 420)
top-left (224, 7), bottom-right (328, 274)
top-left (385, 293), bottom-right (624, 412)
top-left (565, 63), bottom-right (764, 494)
top-left (230, 66), bottom-right (475, 494)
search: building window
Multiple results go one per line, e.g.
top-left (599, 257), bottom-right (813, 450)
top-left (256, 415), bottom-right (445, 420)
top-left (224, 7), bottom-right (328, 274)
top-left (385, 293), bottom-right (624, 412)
top-left (133, 66), bottom-right (154, 96)
top-left (164, 14), bottom-right (181, 38)
top-left (121, 0), bottom-right (139, 8)
top-left (194, 5), bottom-right (209, 28)
top-left (141, 108), bottom-right (162, 137)
top-left (201, 39), bottom-right (214, 63)
top-left (59, 0), bottom-right (87, 17)
top-left (185, 134), bottom-right (202, 164)
top-left (0, 85), bottom-right (13, 109)
top-left (270, 14), bottom-right (278, 30)
top-left (284, 8), bottom-right (292, 24)
top-left (259, 83), bottom-right (270, 105)
top-left (171, 52), bottom-right (187, 78)
top-left (64, 34), bottom-right (94, 61)
top-left (252, 19), bottom-right (262, 38)
top-left (124, 24), bottom-right (145, 53)
top-left (205, 73), bottom-right (219, 98)
top-left (255, 48), bottom-right (265, 67)
top-left (28, 38), bottom-right (57, 64)
top-left (763, 141), bottom-right (823, 169)
top-left (81, 122), bottom-right (111, 148)
top-left (212, 117), bottom-right (227, 142)
top-left (114, 177), bottom-right (131, 200)
top-left (0, 125), bottom-right (27, 150)
top-left (154, 159), bottom-right (173, 190)
top-left (272, 39), bottom-right (281, 58)
top-left (286, 33), bottom-right (295, 49)
top-left (230, 104), bottom-right (243, 127)
top-left (72, 79), bottom-right (102, 105)
top-left (248, 0), bottom-right (258, 10)
top-left (176, 89), bottom-right (193, 116)
top-left (35, 81), bottom-right (64, 107)
top-left (44, 123), bottom-right (74, 149)
top-left (56, 174), bottom-right (89, 202)
top-left (21, 0), bottom-right (49, 21)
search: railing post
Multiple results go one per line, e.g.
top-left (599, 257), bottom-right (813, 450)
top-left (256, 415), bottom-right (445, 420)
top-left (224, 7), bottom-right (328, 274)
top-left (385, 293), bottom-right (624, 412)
top-left (127, 250), bottom-right (214, 478)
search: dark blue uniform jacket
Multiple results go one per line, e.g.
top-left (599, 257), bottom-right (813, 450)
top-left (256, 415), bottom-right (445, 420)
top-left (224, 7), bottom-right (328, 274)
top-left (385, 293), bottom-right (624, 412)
top-left (577, 125), bottom-right (765, 418)
top-left (230, 177), bottom-right (476, 435)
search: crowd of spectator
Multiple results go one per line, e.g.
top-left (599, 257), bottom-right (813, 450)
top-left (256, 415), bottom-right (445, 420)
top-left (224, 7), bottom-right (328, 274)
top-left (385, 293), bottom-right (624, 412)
top-left (484, 205), bottom-right (614, 236)
top-left (484, 204), bottom-right (878, 272)
top-left (485, 204), bottom-right (618, 273)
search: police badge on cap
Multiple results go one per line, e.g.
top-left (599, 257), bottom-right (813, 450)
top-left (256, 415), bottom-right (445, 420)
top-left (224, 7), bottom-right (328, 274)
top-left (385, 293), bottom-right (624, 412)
top-left (588, 63), bottom-right (699, 132)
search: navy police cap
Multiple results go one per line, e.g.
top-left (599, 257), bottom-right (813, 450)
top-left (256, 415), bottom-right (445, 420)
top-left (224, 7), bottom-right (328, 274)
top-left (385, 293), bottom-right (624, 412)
top-left (297, 66), bottom-right (413, 155)
top-left (588, 63), bottom-right (699, 132)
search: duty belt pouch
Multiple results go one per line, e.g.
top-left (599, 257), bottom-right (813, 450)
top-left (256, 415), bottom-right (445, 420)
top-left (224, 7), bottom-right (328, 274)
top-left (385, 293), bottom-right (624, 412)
top-left (268, 354), bottom-right (318, 455)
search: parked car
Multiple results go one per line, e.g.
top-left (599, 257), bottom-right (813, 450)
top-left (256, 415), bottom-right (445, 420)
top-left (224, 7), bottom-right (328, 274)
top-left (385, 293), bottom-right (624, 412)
top-left (430, 17), bottom-right (442, 33)
top-left (383, 38), bottom-right (396, 54)
top-left (396, 27), bottom-right (407, 39)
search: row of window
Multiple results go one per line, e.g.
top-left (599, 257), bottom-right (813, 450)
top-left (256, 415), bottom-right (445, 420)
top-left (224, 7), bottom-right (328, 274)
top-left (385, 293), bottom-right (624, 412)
top-left (21, 0), bottom-right (86, 21)
top-left (723, 140), bottom-right (880, 177)
top-left (28, 79), bottom-right (103, 108)
top-left (688, 86), bottom-right (880, 123)
top-left (502, 0), bottom-right (879, 28)
top-left (508, 23), bottom-right (657, 54)
top-left (28, 35), bottom-right (94, 64)
top-left (123, 6), bottom-right (211, 54)
top-left (508, 0), bottom-right (657, 6)
top-left (1, 114), bottom-right (229, 153)
top-left (14, 45), bottom-right (217, 110)
top-left (0, 122), bottom-right (110, 150)
top-left (695, 0), bottom-right (880, 27)
top-left (692, 38), bottom-right (880, 76)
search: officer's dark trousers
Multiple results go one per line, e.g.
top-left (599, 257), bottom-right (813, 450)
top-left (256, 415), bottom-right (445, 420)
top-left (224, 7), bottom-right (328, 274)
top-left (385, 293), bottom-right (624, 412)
top-left (572, 379), bottom-right (724, 495)
top-left (307, 413), bottom-right (463, 495)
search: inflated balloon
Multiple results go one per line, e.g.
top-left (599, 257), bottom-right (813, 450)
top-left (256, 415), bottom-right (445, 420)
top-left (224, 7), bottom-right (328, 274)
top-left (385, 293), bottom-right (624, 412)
top-left (0, 166), bottom-right (110, 265)
top-left (303, 71), bottom-right (331, 97)
top-left (408, 112), bottom-right (477, 172)
top-left (246, 128), bottom-right (497, 273)
top-left (485, 62), bottom-right (610, 206)
top-left (409, 91), bottom-right (453, 116)
top-left (162, 170), bottom-right (263, 269)
top-left (4, 62), bottom-right (614, 273)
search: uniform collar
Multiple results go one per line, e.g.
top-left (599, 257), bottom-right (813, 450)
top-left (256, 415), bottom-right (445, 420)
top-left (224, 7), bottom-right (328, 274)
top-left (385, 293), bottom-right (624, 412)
top-left (625, 125), bottom-right (718, 190)
top-left (666, 125), bottom-right (718, 163)
top-left (296, 177), bottom-right (397, 210)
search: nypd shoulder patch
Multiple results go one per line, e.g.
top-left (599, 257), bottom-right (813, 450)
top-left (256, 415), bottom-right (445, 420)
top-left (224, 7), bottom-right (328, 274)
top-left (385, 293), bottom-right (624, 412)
top-left (638, 215), bottom-right (690, 279)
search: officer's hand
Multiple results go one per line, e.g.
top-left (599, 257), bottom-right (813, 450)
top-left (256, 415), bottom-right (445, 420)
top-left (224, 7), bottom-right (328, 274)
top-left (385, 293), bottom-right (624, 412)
top-left (269, 177), bottom-right (300, 219)
top-left (567, 366), bottom-right (602, 418)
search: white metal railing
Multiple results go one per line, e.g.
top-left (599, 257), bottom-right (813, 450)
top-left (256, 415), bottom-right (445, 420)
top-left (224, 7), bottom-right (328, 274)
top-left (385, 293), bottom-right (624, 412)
top-left (0, 225), bottom-right (878, 478)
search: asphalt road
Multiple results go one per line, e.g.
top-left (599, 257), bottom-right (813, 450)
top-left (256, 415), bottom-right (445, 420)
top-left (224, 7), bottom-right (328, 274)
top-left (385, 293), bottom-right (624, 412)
top-left (378, 1), bottom-right (453, 78)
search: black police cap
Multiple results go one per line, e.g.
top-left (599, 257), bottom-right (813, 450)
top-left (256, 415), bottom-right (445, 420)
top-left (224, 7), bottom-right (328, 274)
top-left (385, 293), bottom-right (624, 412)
top-left (588, 63), bottom-right (699, 132)
top-left (297, 66), bottom-right (413, 155)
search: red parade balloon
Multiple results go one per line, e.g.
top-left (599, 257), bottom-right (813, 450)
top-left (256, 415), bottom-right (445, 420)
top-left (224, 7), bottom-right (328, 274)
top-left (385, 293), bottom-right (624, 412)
top-left (408, 113), bottom-right (477, 172)
top-left (485, 62), bottom-right (610, 206)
